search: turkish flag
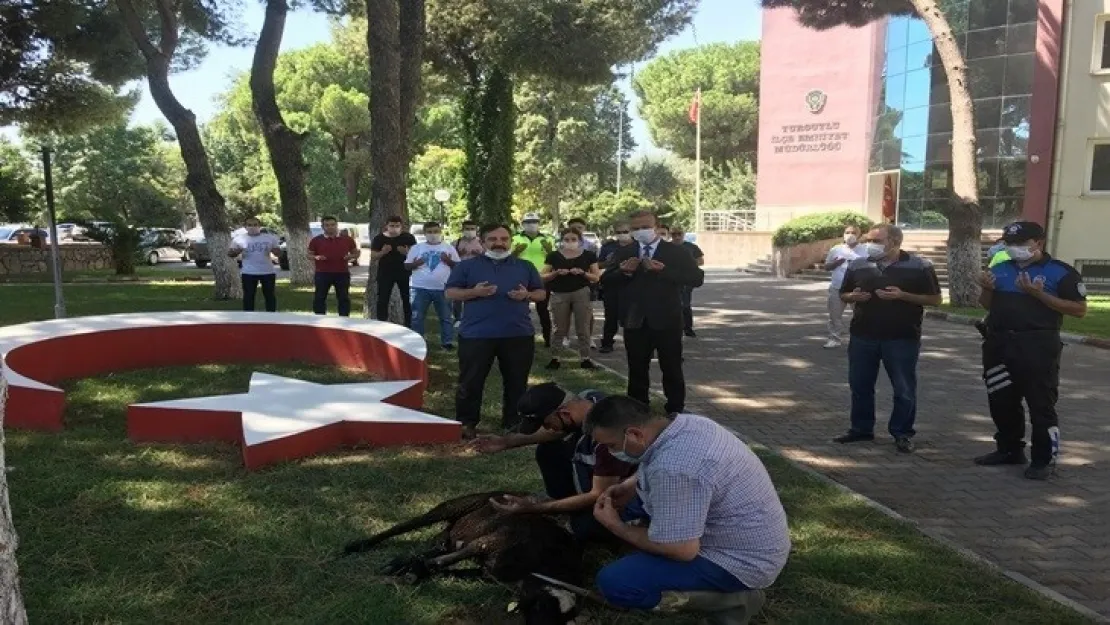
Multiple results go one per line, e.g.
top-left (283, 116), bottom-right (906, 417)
top-left (882, 175), bottom-right (896, 223)
top-left (688, 89), bottom-right (701, 124)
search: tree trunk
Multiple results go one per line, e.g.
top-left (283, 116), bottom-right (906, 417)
top-left (365, 0), bottom-right (407, 323)
top-left (913, 0), bottom-right (981, 306)
top-left (399, 0), bottom-right (426, 198)
top-left (249, 0), bottom-right (313, 286)
top-left (0, 381), bottom-right (28, 625)
top-left (462, 65), bottom-right (515, 224)
top-left (114, 0), bottom-right (240, 299)
top-left (344, 158), bottom-right (360, 215)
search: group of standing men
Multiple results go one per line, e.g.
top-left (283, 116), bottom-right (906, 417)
top-left (823, 220), bottom-right (1088, 480)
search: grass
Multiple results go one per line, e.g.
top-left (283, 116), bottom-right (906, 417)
top-left (0, 266), bottom-right (204, 284)
top-left (941, 295), bottom-right (1110, 339)
top-left (2, 282), bottom-right (1096, 624)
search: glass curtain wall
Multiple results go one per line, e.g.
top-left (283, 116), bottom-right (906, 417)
top-left (870, 0), bottom-right (1037, 229)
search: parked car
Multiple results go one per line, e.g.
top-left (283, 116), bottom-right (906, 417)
top-left (278, 222), bottom-right (361, 270)
top-left (0, 225), bottom-right (49, 245)
top-left (139, 228), bottom-right (191, 265)
top-left (189, 227), bottom-right (279, 269)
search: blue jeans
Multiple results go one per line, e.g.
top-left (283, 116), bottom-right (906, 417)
top-left (848, 336), bottom-right (921, 438)
top-left (410, 288), bottom-right (454, 346)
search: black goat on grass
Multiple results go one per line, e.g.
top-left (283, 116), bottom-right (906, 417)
top-left (343, 490), bottom-right (586, 625)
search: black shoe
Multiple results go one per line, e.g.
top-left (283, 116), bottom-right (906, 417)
top-left (833, 431), bottom-right (875, 444)
top-left (545, 358), bottom-right (561, 370)
top-left (580, 359), bottom-right (596, 370)
top-left (684, 329), bottom-right (697, 338)
top-left (599, 345), bottom-right (614, 354)
top-left (974, 449), bottom-right (1027, 466)
top-left (1024, 463), bottom-right (1053, 480)
top-left (895, 436), bottom-right (915, 453)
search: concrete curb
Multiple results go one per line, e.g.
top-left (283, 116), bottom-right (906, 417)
top-left (588, 358), bottom-right (1109, 624)
top-left (925, 310), bottom-right (1110, 351)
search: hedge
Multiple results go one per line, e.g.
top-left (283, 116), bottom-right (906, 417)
top-left (771, 211), bottom-right (875, 247)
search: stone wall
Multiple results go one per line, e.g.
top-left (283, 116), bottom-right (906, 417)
top-left (0, 243), bottom-right (113, 275)
top-left (771, 237), bottom-right (840, 278)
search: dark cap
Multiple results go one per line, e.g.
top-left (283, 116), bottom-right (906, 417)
top-left (1001, 221), bottom-right (1045, 243)
top-left (516, 382), bottom-right (571, 434)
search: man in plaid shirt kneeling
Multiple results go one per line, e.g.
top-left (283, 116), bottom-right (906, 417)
top-left (584, 396), bottom-right (791, 623)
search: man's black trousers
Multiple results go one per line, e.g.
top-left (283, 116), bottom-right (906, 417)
top-left (375, 272), bottom-right (412, 326)
top-left (601, 289), bottom-right (621, 348)
top-left (455, 336), bottom-right (535, 430)
top-left (625, 326), bottom-right (685, 414)
top-left (982, 330), bottom-right (1062, 466)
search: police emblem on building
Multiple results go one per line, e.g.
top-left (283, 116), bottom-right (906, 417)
top-left (805, 89), bottom-right (827, 114)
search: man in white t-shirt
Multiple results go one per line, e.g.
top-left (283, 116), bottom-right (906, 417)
top-left (229, 216), bottom-right (282, 312)
top-left (822, 224), bottom-right (862, 348)
top-left (404, 221), bottom-right (462, 350)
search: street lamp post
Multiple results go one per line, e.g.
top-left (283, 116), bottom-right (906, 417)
top-left (433, 188), bottom-right (451, 224)
top-left (40, 145), bottom-right (66, 319)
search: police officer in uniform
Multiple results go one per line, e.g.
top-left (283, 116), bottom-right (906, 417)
top-left (974, 222), bottom-right (1088, 480)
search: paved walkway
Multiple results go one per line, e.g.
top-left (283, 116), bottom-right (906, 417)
top-left (592, 271), bottom-right (1110, 618)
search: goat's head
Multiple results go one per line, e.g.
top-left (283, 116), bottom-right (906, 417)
top-left (507, 577), bottom-right (581, 625)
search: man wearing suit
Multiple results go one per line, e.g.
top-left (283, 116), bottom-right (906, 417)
top-left (602, 210), bottom-right (704, 413)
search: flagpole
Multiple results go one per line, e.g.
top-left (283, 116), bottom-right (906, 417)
top-left (694, 87), bottom-right (702, 233)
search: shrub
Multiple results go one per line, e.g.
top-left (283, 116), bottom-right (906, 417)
top-left (772, 211), bottom-right (874, 247)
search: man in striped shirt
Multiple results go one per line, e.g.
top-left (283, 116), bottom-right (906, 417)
top-left (584, 396), bottom-right (791, 619)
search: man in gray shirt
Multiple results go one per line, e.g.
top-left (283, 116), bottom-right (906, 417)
top-left (585, 396), bottom-right (791, 619)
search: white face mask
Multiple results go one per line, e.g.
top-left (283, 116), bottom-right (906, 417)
top-left (485, 249), bottom-right (510, 261)
top-left (426, 234), bottom-right (443, 245)
top-left (562, 241), bottom-right (579, 251)
top-left (462, 229), bottom-right (477, 239)
top-left (631, 228), bottom-right (656, 245)
top-left (864, 243), bottom-right (886, 259)
top-left (617, 233), bottom-right (631, 243)
top-left (523, 223), bottom-right (539, 235)
top-left (1006, 245), bottom-right (1034, 261)
top-left (844, 234), bottom-right (858, 245)
top-left (387, 226), bottom-right (401, 235)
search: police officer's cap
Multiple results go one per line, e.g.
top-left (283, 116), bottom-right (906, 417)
top-left (516, 382), bottom-right (570, 434)
top-left (1002, 221), bottom-right (1046, 244)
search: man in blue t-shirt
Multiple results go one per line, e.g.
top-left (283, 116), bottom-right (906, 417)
top-left (446, 224), bottom-right (547, 438)
top-left (470, 382), bottom-right (637, 543)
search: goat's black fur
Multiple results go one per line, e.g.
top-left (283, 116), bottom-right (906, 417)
top-left (343, 491), bottom-right (585, 623)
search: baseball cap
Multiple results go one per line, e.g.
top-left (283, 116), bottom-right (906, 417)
top-left (1001, 221), bottom-right (1045, 243)
top-left (516, 382), bottom-right (571, 434)
top-left (522, 213), bottom-right (541, 223)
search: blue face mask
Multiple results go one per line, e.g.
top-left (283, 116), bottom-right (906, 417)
top-left (611, 431), bottom-right (643, 464)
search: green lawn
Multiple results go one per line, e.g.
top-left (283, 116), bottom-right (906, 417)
top-left (0, 266), bottom-right (203, 284)
top-left (942, 295), bottom-right (1110, 339)
top-left (2, 282), bottom-right (1095, 624)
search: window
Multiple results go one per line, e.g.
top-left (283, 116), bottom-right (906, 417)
top-left (1096, 16), bottom-right (1110, 72)
top-left (1088, 141), bottom-right (1110, 192)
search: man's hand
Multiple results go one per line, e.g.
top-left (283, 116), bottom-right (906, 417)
top-left (467, 435), bottom-right (510, 454)
top-left (875, 286), bottom-right (903, 301)
top-left (440, 252), bottom-right (453, 264)
top-left (381, 244), bottom-right (393, 254)
top-left (831, 256), bottom-right (847, 267)
top-left (619, 257), bottom-right (641, 273)
top-left (512, 243), bottom-right (528, 255)
top-left (541, 239), bottom-right (553, 253)
top-left (489, 494), bottom-right (534, 515)
top-left (569, 267), bottom-right (585, 275)
top-left (978, 271), bottom-right (996, 291)
top-left (593, 493), bottom-right (623, 530)
top-left (397, 245), bottom-right (410, 255)
top-left (556, 268), bottom-right (571, 276)
top-left (508, 284), bottom-right (530, 301)
top-left (603, 480), bottom-right (637, 508)
top-left (313, 255), bottom-right (326, 261)
top-left (411, 256), bottom-right (426, 267)
top-left (472, 281), bottom-right (497, 298)
top-left (646, 259), bottom-right (665, 272)
top-left (1017, 272), bottom-right (1045, 294)
top-left (846, 288), bottom-right (872, 303)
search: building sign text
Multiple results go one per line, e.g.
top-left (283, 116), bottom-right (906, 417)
top-left (771, 122), bottom-right (849, 154)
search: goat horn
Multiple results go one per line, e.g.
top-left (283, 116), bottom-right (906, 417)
top-left (529, 573), bottom-right (597, 600)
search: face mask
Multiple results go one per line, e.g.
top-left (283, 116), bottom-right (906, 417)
top-left (426, 234), bottom-right (442, 245)
top-left (864, 243), bottom-right (886, 259)
top-left (562, 241), bottom-right (579, 251)
top-left (631, 228), bottom-right (656, 245)
top-left (387, 226), bottom-right (401, 235)
top-left (485, 249), bottom-right (510, 261)
top-left (616, 233), bottom-right (631, 243)
top-left (246, 226), bottom-right (261, 235)
top-left (844, 234), bottom-right (858, 245)
top-left (611, 432), bottom-right (643, 465)
top-left (463, 229), bottom-right (477, 239)
top-left (1006, 245), bottom-right (1034, 261)
top-left (988, 243), bottom-right (1006, 257)
top-left (523, 223), bottom-right (539, 235)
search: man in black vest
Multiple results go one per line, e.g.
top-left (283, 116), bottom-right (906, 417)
top-left (602, 210), bottom-right (704, 414)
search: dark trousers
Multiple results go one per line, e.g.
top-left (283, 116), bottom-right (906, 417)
top-left (535, 438), bottom-right (609, 542)
top-left (375, 272), bottom-right (412, 326)
top-left (601, 290), bottom-right (621, 348)
top-left (313, 272), bottom-right (351, 316)
top-left (625, 326), bottom-right (685, 413)
top-left (982, 331), bottom-right (1062, 465)
top-left (848, 336), bottom-right (920, 438)
top-left (681, 286), bottom-right (694, 332)
top-left (455, 336), bottom-right (535, 429)
top-left (535, 296), bottom-right (552, 347)
top-left (242, 273), bottom-right (277, 312)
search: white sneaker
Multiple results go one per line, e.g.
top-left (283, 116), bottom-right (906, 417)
top-left (823, 339), bottom-right (842, 349)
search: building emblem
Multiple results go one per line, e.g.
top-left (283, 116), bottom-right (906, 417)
top-left (805, 89), bottom-right (827, 114)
